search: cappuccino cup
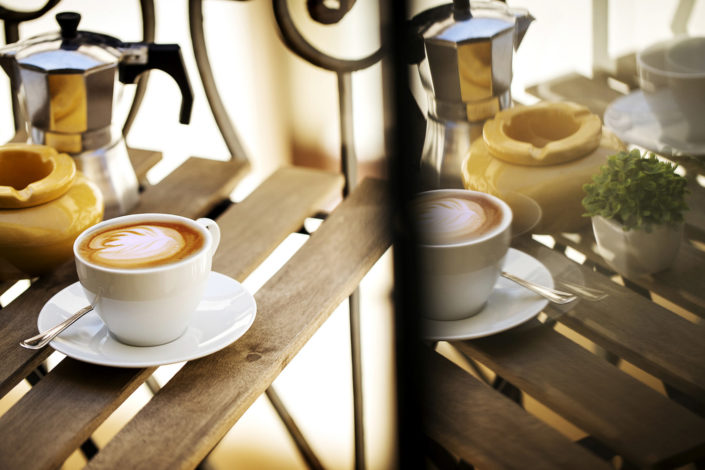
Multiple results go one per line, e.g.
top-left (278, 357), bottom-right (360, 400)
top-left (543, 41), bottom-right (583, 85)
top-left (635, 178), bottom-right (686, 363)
top-left (73, 213), bottom-right (221, 346)
top-left (413, 189), bottom-right (512, 321)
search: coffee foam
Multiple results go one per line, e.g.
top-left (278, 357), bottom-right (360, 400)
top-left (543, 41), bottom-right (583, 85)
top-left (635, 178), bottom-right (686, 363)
top-left (79, 222), bottom-right (203, 269)
top-left (414, 193), bottom-right (502, 245)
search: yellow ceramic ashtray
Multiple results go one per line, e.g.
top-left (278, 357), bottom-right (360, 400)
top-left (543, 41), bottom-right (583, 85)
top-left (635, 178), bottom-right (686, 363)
top-left (0, 143), bottom-right (104, 280)
top-left (462, 101), bottom-right (626, 234)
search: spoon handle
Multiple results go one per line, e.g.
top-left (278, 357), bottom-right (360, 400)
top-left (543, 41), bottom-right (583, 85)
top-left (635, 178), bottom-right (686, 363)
top-left (501, 271), bottom-right (577, 304)
top-left (20, 304), bottom-right (95, 350)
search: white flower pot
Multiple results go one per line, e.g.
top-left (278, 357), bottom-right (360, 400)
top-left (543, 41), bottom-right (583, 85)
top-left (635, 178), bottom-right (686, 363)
top-left (591, 216), bottom-right (683, 279)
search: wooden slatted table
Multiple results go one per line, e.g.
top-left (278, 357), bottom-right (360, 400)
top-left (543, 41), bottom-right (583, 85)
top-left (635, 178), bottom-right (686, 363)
top-left (424, 57), bottom-right (705, 469)
top-left (3, 61), bottom-right (705, 470)
top-left (0, 151), bottom-right (392, 469)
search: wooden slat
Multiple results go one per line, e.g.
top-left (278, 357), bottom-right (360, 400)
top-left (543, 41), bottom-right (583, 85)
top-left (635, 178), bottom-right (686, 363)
top-left (612, 53), bottom-right (639, 89)
top-left (211, 166), bottom-right (343, 280)
top-left (1, 361), bottom-right (153, 468)
top-left (0, 166), bottom-right (343, 470)
top-left (85, 178), bottom-right (390, 470)
top-left (127, 146), bottom-right (163, 182)
top-left (424, 347), bottom-right (612, 470)
top-left (454, 323), bottom-right (705, 468)
top-left (515, 237), bottom-right (705, 401)
top-left (0, 264), bottom-right (73, 397)
top-left (684, 176), bottom-right (705, 238)
top-left (131, 157), bottom-right (248, 215)
top-left (0, 157), bottom-right (245, 397)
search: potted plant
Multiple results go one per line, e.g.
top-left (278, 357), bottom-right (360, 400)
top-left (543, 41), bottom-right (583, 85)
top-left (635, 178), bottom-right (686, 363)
top-left (582, 149), bottom-right (689, 278)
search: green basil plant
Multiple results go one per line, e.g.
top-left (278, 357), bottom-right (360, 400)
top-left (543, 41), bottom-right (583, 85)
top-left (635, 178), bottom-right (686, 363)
top-left (582, 149), bottom-right (689, 232)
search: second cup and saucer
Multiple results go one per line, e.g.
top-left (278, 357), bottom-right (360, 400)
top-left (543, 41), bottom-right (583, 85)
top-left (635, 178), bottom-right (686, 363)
top-left (604, 90), bottom-right (705, 157)
top-left (414, 189), bottom-right (552, 341)
top-left (422, 248), bottom-right (551, 341)
top-left (36, 271), bottom-right (257, 368)
top-left (605, 36), bottom-right (705, 157)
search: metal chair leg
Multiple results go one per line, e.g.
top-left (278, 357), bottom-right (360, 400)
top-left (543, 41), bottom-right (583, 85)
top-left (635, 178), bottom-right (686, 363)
top-left (338, 69), bottom-right (366, 470)
top-left (266, 386), bottom-right (325, 470)
top-left (349, 288), bottom-right (365, 470)
top-left (144, 374), bottom-right (326, 469)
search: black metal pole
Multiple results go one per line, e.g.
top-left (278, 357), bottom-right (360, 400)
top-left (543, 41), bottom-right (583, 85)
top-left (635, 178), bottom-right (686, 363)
top-left (337, 69), bottom-right (366, 470)
top-left (379, 0), bottom-right (426, 467)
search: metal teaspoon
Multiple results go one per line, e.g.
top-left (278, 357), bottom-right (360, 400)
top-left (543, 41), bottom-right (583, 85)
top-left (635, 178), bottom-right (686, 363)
top-left (501, 271), bottom-right (577, 304)
top-left (20, 304), bottom-right (95, 350)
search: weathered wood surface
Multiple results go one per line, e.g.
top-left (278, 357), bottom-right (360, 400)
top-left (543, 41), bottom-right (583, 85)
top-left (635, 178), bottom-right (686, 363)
top-left (131, 157), bottom-right (248, 215)
top-left (2, 55), bottom-right (704, 470)
top-left (85, 178), bottom-right (390, 470)
top-left (515, 236), bottom-right (705, 401)
top-left (127, 146), bottom-right (163, 183)
top-left (424, 347), bottom-right (612, 470)
top-left (0, 165), bottom-right (343, 470)
top-left (551, 224), bottom-right (705, 319)
top-left (455, 322), bottom-right (705, 469)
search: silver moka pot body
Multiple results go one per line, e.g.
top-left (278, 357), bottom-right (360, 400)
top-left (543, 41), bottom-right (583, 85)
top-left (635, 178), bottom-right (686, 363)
top-left (412, 0), bottom-right (533, 189)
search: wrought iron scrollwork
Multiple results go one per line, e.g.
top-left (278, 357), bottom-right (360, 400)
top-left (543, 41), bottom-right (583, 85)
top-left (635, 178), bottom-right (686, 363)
top-left (306, 0), bottom-right (356, 25)
top-left (272, 0), bottom-right (382, 73)
top-left (0, 1), bottom-right (61, 23)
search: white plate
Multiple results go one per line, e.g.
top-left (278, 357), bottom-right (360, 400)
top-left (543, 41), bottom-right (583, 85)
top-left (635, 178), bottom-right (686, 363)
top-left (422, 248), bottom-right (551, 341)
top-left (604, 90), bottom-right (705, 157)
top-left (37, 272), bottom-right (256, 368)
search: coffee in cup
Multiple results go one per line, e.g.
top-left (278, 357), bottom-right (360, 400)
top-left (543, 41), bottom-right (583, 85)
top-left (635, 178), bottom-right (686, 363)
top-left (73, 213), bottom-right (221, 346)
top-left (413, 189), bottom-right (512, 320)
top-left (77, 221), bottom-right (205, 269)
top-left (414, 191), bottom-right (504, 245)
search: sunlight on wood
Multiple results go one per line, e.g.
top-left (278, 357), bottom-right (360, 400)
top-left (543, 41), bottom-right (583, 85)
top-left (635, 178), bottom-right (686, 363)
top-left (532, 234), bottom-right (556, 249)
top-left (651, 292), bottom-right (702, 324)
top-left (522, 393), bottom-right (588, 442)
top-left (0, 279), bottom-right (31, 307)
top-left (564, 246), bottom-right (587, 264)
top-left (0, 380), bottom-right (30, 418)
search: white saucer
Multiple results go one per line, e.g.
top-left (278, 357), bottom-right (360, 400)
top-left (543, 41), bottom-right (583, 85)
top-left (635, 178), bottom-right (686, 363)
top-left (37, 272), bottom-right (256, 368)
top-left (422, 248), bottom-right (551, 341)
top-left (604, 90), bottom-right (705, 157)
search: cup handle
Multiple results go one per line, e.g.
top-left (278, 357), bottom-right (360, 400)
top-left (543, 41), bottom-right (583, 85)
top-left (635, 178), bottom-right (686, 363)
top-left (196, 218), bottom-right (221, 258)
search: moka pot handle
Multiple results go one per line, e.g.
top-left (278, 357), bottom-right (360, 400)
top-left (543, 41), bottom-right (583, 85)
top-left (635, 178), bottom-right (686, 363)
top-left (118, 43), bottom-right (194, 125)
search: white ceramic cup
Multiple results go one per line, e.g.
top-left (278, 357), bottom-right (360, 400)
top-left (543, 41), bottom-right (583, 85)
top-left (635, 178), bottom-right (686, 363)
top-left (414, 189), bottom-right (512, 321)
top-left (637, 36), bottom-right (705, 143)
top-left (73, 213), bottom-right (221, 346)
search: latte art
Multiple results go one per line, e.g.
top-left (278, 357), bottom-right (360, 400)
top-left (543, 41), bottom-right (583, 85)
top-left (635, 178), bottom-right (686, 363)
top-left (414, 193), bottom-right (503, 245)
top-left (78, 221), bottom-right (204, 269)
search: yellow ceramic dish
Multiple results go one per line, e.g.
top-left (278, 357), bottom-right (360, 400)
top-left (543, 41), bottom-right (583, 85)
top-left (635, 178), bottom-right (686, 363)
top-left (482, 101), bottom-right (603, 166)
top-left (0, 144), bottom-right (104, 280)
top-left (463, 101), bottom-right (626, 234)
